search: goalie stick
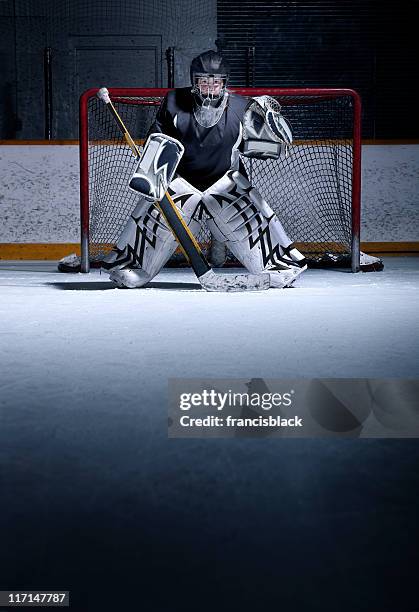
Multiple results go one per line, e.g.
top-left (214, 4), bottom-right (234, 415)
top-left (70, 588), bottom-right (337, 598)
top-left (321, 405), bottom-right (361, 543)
top-left (97, 87), bottom-right (270, 292)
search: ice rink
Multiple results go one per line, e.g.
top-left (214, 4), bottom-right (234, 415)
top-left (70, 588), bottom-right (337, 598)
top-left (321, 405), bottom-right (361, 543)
top-left (1, 257), bottom-right (419, 611)
top-left (1, 258), bottom-right (418, 402)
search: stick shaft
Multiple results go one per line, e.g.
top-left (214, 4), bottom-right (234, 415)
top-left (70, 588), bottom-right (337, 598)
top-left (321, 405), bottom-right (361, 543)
top-left (105, 100), bottom-right (141, 158)
top-left (159, 193), bottom-right (210, 277)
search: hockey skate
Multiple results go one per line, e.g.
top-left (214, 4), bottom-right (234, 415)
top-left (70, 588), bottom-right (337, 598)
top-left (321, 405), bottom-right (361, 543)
top-left (109, 268), bottom-right (151, 288)
top-left (266, 262), bottom-right (307, 288)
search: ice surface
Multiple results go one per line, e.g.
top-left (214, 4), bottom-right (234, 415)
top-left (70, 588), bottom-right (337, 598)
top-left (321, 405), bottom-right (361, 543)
top-left (1, 258), bottom-right (419, 611)
top-left (0, 258), bottom-right (418, 415)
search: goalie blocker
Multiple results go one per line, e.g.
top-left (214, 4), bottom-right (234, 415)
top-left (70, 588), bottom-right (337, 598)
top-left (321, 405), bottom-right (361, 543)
top-left (129, 133), bottom-right (185, 201)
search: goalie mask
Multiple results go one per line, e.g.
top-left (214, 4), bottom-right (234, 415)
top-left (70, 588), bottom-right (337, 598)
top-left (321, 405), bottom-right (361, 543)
top-left (190, 50), bottom-right (229, 128)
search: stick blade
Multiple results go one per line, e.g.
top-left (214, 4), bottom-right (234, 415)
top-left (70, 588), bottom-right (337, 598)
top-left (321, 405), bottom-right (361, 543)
top-left (199, 269), bottom-right (270, 292)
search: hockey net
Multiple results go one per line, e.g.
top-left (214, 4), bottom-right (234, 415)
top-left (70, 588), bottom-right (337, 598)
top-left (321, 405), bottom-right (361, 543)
top-left (80, 87), bottom-right (361, 272)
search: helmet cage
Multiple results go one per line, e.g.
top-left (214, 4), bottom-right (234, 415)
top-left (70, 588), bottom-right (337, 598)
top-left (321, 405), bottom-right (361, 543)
top-left (191, 72), bottom-right (228, 103)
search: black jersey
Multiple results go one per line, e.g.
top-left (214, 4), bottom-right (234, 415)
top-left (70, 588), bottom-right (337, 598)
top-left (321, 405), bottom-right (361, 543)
top-left (148, 87), bottom-right (248, 191)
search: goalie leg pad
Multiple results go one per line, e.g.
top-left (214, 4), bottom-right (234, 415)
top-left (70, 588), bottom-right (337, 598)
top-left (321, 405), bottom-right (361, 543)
top-left (103, 177), bottom-right (204, 285)
top-left (202, 170), bottom-right (306, 284)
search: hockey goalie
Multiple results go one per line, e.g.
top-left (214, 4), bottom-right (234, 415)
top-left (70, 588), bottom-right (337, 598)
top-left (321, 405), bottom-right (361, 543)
top-left (103, 49), bottom-right (308, 288)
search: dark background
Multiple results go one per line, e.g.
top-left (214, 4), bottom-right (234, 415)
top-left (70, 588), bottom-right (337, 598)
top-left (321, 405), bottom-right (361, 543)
top-left (0, 0), bottom-right (417, 139)
top-left (1, 411), bottom-right (419, 612)
top-left (218, 0), bottom-right (418, 139)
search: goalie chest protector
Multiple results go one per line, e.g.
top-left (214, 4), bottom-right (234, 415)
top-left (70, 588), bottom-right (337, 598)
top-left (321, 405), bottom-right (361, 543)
top-left (149, 87), bottom-right (248, 191)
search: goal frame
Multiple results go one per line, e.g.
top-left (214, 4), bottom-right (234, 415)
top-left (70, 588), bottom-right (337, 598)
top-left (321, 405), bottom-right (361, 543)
top-left (79, 87), bottom-right (362, 273)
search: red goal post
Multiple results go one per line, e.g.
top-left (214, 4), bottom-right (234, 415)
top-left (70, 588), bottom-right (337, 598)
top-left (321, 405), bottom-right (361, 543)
top-left (79, 87), bottom-right (361, 273)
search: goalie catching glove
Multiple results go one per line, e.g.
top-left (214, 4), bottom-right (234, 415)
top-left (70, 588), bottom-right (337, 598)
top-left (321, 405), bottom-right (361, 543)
top-left (129, 133), bottom-right (184, 201)
top-left (242, 95), bottom-right (292, 160)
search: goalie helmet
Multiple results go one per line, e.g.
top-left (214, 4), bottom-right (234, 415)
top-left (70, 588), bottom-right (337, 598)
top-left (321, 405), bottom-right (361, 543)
top-left (190, 50), bottom-right (230, 128)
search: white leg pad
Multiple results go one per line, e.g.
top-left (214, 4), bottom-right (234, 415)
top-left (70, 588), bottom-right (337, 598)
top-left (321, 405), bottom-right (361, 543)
top-left (202, 170), bottom-right (306, 278)
top-left (103, 177), bottom-right (204, 282)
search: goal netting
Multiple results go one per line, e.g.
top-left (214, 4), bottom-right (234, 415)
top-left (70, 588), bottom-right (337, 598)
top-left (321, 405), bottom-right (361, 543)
top-left (80, 87), bottom-right (361, 272)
